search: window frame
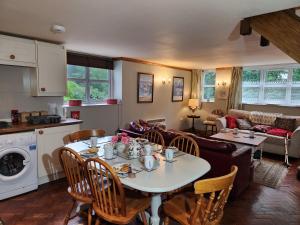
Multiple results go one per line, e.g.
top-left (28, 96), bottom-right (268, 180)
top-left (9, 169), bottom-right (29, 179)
top-left (66, 65), bottom-right (113, 104)
top-left (202, 70), bottom-right (216, 102)
top-left (242, 64), bottom-right (300, 106)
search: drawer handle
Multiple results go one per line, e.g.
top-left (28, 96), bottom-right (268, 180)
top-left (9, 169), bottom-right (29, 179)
top-left (41, 88), bottom-right (46, 92)
top-left (39, 130), bottom-right (44, 135)
top-left (10, 54), bottom-right (15, 60)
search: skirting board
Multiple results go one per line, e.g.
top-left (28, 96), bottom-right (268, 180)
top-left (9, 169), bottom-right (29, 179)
top-left (38, 171), bottom-right (65, 185)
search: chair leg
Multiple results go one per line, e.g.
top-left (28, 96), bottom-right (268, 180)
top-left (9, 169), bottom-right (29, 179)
top-left (87, 207), bottom-right (92, 225)
top-left (140, 211), bottom-right (148, 225)
top-left (95, 217), bottom-right (101, 225)
top-left (164, 216), bottom-right (170, 225)
top-left (64, 199), bottom-right (76, 225)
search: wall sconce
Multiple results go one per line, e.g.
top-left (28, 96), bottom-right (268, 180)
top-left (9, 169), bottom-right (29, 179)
top-left (162, 78), bottom-right (171, 85)
top-left (217, 81), bottom-right (227, 87)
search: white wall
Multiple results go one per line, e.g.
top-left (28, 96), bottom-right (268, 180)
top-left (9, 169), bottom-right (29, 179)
top-left (116, 60), bottom-right (192, 130)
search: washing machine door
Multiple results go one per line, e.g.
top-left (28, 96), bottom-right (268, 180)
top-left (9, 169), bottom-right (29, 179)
top-left (0, 147), bottom-right (31, 182)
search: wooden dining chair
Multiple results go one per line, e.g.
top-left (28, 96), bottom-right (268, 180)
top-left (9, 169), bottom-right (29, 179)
top-left (59, 147), bottom-right (92, 225)
top-left (141, 130), bottom-right (165, 147)
top-left (84, 158), bottom-right (150, 225)
top-left (163, 166), bottom-right (238, 225)
top-left (63, 129), bottom-right (106, 144)
top-left (169, 135), bottom-right (200, 157)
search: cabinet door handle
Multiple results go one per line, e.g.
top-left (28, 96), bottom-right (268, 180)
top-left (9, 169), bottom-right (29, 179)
top-left (41, 87), bottom-right (46, 92)
top-left (10, 54), bottom-right (15, 60)
top-left (39, 130), bottom-right (44, 135)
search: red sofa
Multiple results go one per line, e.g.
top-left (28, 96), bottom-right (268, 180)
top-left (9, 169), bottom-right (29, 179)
top-left (119, 128), bottom-right (253, 199)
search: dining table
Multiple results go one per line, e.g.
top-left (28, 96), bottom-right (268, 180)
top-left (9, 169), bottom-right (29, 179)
top-left (65, 136), bottom-right (211, 225)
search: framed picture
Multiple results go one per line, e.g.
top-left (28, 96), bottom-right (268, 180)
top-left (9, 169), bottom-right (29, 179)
top-left (137, 72), bottom-right (154, 103)
top-left (172, 77), bottom-right (184, 102)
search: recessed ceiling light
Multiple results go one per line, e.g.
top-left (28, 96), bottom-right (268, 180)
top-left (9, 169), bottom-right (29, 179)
top-left (51, 24), bottom-right (66, 34)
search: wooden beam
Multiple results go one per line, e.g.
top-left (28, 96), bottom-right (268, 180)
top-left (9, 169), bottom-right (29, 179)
top-left (249, 10), bottom-right (300, 62)
top-left (240, 19), bottom-right (252, 35)
top-left (260, 36), bottom-right (270, 47)
top-left (113, 57), bottom-right (193, 72)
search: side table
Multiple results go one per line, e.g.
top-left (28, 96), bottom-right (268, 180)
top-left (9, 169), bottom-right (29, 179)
top-left (187, 115), bottom-right (200, 131)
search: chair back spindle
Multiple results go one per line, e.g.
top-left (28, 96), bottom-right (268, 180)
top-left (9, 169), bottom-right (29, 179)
top-left (85, 158), bottom-right (127, 219)
top-left (169, 135), bottom-right (199, 157)
top-left (142, 130), bottom-right (165, 147)
top-left (63, 129), bottom-right (106, 144)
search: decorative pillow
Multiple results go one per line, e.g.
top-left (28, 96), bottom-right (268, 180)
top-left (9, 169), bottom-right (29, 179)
top-left (267, 128), bottom-right (293, 138)
top-left (225, 116), bottom-right (238, 129)
top-left (252, 124), bottom-right (272, 133)
top-left (129, 121), bottom-right (151, 134)
top-left (274, 117), bottom-right (296, 132)
top-left (236, 119), bottom-right (252, 130)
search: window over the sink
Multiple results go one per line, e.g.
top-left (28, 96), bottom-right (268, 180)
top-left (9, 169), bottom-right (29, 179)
top-left (65, 52), bottom-right (114, 104)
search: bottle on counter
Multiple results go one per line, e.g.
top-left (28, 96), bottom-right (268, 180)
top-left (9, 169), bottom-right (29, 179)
top-left (11, 109), bottom-right (19, 124)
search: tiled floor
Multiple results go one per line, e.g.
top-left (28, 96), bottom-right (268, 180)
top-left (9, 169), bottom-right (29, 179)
top-left (1, 157), bottom-right (299, 225)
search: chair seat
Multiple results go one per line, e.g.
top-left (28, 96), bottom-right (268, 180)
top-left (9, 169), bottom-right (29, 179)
top-left (93, 189), bottom-right (150, 225)
top-left (203, 120), bottom-right (216, 125)
top-left (163, 192), bottom-right (222, 225)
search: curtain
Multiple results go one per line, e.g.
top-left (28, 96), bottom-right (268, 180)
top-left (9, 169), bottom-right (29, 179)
top-left (226, 67), bottom-right (243, 112)
top-left (190, 69), bottom-right (202, 99)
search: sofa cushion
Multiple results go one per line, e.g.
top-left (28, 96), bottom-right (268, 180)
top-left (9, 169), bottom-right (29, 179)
top-left (249, 111), bottom-right (282, 126)
top-left (129, 121), bottom-right (151, 134)
top-left (274, 117), bottom-right (296, 132)
top-left (226, 116), bottom-right (238, 129)
top-left (252, 124), bottom-right (272, 133)
top-left (267, 128), bottom-right (293, 138)
top-left (236, 119), bottom-right (252, 130)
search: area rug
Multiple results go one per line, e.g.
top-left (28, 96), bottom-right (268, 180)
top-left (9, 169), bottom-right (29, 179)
top-left (253, 159), bottom-right (288, 189)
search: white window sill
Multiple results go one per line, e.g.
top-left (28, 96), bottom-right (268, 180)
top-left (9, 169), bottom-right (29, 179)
top-left (63, 103), bottom-right (120, 108)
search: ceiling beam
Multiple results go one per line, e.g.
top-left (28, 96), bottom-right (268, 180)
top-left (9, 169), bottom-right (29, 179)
top-left (248, 9), bottom-right (300, 62)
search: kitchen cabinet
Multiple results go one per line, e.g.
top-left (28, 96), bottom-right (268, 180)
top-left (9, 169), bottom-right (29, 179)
top-left (36, 124), bottom-right (80, 185)
top-left (31, 41), bottom-right (67, 96)
top-left (0, 35), bottom-right (36, 67)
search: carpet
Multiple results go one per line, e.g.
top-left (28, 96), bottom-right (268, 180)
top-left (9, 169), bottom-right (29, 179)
top-left (254, 159), bottom-right (288, 189)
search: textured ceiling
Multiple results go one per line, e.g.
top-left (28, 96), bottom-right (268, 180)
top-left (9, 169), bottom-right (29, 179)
top-left (0, 0), bottom-right (299, 69)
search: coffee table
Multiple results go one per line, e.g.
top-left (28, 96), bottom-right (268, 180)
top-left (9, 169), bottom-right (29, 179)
top-left (211, 131), bottom-right (267, 160)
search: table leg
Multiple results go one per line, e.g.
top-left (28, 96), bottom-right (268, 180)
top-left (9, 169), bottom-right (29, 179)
top-left (284, 137), bottom-right (291, 167)
top-left (150, 194), bottom-right (162, 225)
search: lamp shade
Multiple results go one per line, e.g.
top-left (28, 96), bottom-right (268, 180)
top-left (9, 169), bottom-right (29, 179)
top-left (188, 99), bottom-right (200, 109)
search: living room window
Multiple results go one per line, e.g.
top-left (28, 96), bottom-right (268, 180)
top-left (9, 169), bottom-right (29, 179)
top-left (65, 52), bottom-right (113, 104)
top-left (202, 70), bottom-right (216, 102)
top-left (242, 65), bottom-right (300, 105)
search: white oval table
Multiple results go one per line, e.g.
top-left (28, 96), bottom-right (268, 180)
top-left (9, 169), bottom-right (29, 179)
top-left (66, 137), bottom-right (211, 225)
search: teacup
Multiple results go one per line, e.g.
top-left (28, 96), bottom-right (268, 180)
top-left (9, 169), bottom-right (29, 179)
top-left (165, 148), bottom-right (174, 161)
top-left (104, 143), bottom-right (114, 159)
top-left (249, 131), bottom-right (255, 138)
top-left (144, 144), bottom-right (152, 156)
top-left (233, 128), bottom-right (239, 135)
top-left (144, 155), bottom-right (154, 171)
top-left (90, 136), bottom-right (98, 148)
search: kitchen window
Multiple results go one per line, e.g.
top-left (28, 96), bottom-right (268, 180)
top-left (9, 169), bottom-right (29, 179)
top-left (202, 70), bottom-right (216, 102)
top-left (242, 65), bottom-right (300, 105)
top-left (65, 53), bottom-right (113, 104)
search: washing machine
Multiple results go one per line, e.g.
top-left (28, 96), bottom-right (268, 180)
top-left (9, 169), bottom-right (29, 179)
top-left (0, 131), bottom-right (38, 200)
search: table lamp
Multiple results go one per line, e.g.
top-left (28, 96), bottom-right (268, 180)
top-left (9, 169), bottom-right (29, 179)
top-left (188, 99), bottom-right (200, 115)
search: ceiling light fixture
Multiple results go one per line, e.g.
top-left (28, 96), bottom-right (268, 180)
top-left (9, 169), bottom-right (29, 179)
top-left (51, 24), bottom-right (66, 34)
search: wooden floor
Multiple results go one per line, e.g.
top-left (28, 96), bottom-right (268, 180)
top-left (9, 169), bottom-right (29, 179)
top-left (1, 157), bottom-right (300, 225)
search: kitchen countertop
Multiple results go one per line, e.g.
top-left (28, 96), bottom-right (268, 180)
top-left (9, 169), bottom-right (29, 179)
top-left (0, 118), bottom-right (83, 135)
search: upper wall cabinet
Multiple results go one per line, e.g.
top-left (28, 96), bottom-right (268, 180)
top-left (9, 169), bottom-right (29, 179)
top-left (0, 35), bottom-right (37, 67)
top-left (31, 41), bottom-right (67, 96)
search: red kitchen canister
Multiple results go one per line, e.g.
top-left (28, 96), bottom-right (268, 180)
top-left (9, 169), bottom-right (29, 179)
top-left (70, 111), bottom-right (80, 120)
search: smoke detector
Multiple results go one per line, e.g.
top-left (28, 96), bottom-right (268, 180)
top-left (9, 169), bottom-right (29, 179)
top-left (51, 24), bottom-right (66, 34)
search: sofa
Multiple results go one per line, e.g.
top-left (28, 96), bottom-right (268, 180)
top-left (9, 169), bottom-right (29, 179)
top-left (120, 124), bottom-right (253, 199)
top-left (216, 109), bottom-right (300, 158)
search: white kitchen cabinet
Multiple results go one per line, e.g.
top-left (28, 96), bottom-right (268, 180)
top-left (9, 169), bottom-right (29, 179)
top-left (0, 35), bottom-right (36, 67)
top-left (36, 124), bottom-right (80, 185)
top-left (31, 41), bottom-right (67, 96)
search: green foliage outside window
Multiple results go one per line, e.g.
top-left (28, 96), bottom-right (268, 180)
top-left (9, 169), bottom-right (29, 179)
top-left (64, 65), bottom-right (110, 103)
